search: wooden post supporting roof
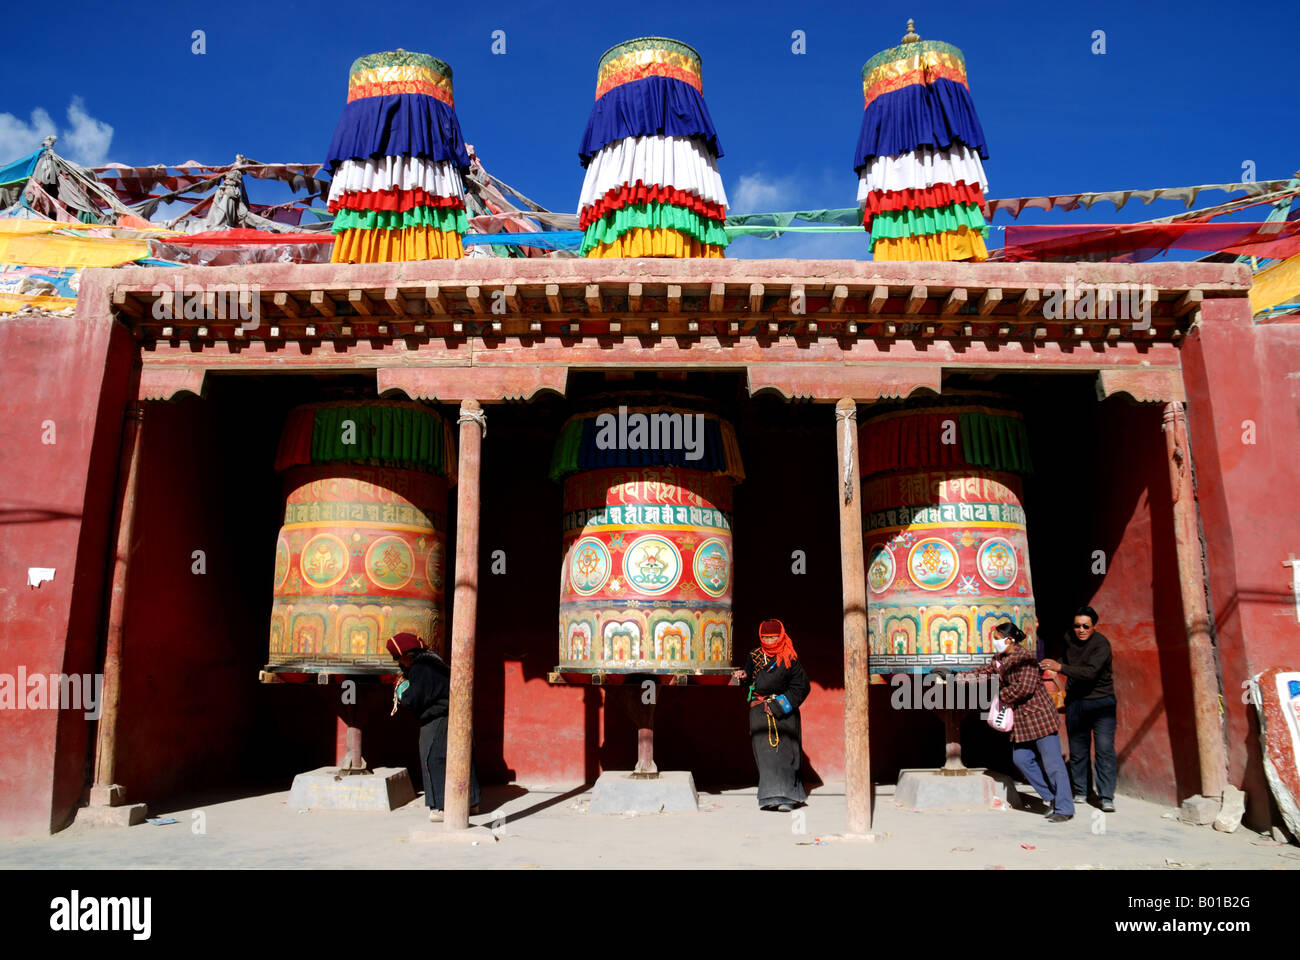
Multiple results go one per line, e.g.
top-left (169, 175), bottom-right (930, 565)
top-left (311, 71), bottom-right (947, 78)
top-left (445, 399), bottom-right (485, 830)
top-left (89, 403), bottom-right (145, 810)
top-left (1162, 401), bottom-right (1229, 799)
top-left (836, 398), bottom-right (871, 833)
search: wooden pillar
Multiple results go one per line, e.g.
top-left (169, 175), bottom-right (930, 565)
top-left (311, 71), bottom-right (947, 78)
top-left (627, 684), bottom-right (658, 778)
top-left (939, 709), bottom-right (967, 775)
top-left (445, 399), bottom-right (485, 830)
top-left (90, 403), bottom-right (144, 806)
top-left (1162, 401), bottom-right (1228, 799)
top-left (336, 706), bottom-right (367, 774)
top-left (836, 398), bottom-right (871, 832)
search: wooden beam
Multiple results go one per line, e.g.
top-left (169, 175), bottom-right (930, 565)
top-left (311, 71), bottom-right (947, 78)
top-left (942, 288), bottom-right (967, 316)
top-left (504, 284), bottom-right (522, 314)
top-left (831, 285), bottom-right (849, 313)
top-left (749, 283), bottom-right (764, 314)
top-left (309, 290), bottom-right (336, 317)
top-left (869, 285), bottom-right (889, 314)
top-left (667, 285), bottom-right (682, 313)
top-left (585, 283), bottom-right (603, 314)
top-left (905, 285), bottom-right (927, 315)
top-left (426, 284), bottom-right (448, 314)
top-left (348, 289), bottom-right (374, 316)
top-left (789, 283), bottom-right (805, 316)
top-left (545, 283), bottom-right (562, 314)
top-left (627, 282), bottom-right (643, 312)
top-left (1017, 288), bottom-right (1040, 317)
top-left (273, 291), bottom-right (299, 317)
top-left (1175, 289), bottom-right (1203, 315)
top-left (466, 285), bottom-right (486, 314)
top-left (383, 287), bottom-right (407, 316)
top-left (709, 282), bottom-right (726, 313)
top-left (978, 287), bottom-right (1002, 317)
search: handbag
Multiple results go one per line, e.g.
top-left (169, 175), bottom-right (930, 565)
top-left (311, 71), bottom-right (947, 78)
top-left (985, 659), bottom-right (1013, 731)
top-left (986, 694), bottom-right (1014, 732)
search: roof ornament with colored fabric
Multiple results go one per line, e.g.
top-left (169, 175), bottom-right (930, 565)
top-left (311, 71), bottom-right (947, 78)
top-left (577, 37), bottom-right (729, 258)
top-left (855, 20), bottom-right (992, 262)
top-left (324, 49), bottom-right (472, 262)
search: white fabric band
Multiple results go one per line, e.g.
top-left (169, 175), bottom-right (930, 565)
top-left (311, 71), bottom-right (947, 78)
top-left (856, 144), bottom-right (990, 200)
top-left (328, 156), bottom-right (466, 203)
top-left (578, 135), bottom-right (729, 213)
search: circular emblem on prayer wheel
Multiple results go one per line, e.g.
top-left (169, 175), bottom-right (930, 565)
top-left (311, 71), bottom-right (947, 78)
top-left (299, 533), bottom-right (350, 589)
top-left (693, 537), bottom-right (730, 597)
top-left (568, 536), bottom-right (612, 596)
top-left (907, 537), bottom-right (958, 591)
top-left (622, 535), bottom-right (682, 596)
top-left (976, 536), bottom-right (1017, 589)
top-left (365, 535), bottom-right (415, 590)
top-left (867, 543), bottom-right (896, 594)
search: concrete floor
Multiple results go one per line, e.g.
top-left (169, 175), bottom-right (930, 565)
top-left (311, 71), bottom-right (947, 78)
top-left (2, 781), bottom-right (1297, 870)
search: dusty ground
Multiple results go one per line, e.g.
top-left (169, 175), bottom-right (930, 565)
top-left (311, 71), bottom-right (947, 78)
top-left (2, 781), bottom-right (1297, 870)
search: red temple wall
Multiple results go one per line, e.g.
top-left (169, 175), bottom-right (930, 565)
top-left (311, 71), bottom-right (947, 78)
top-left (0, 311), bottom-right (133, 834)
top-left (1181, 300), bottom-right (1300, 829)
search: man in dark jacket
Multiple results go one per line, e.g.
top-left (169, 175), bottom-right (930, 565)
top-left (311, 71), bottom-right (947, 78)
top-left (388, 632), bottom-right (481, 822)
top-left (1041, 606), bottom-right (1117, 812)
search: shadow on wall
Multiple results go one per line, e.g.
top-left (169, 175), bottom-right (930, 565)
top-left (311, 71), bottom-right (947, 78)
top-left (1021, 380), bottom-right (1197, 805)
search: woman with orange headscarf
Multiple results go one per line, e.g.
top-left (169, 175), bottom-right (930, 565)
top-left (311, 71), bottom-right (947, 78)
top-left (732, 619), bottom-right (811, 811)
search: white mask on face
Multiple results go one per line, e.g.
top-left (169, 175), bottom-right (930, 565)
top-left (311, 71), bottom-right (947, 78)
top-left (992, 634), bottom-right (1011, 655)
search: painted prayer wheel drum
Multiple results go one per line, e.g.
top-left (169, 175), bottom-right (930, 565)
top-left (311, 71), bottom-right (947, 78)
top-left (551, 403), bottom-right (745, 676)
top-left (859, 396), bottom-right (1036, 675)
top-left (266, 401), bottom-right (456, 675)
top-left (577, 37), bottom-right (729, 258)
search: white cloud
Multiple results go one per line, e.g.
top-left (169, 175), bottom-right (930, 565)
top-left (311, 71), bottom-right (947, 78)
top-left (0, 97), bottom-right (114, 166)
top-left (730, 172), bottom-right (798, 214)
top-left (0, 108), bottom-right (57, 164)
top-left (61, 98), bottom-right (114, 166)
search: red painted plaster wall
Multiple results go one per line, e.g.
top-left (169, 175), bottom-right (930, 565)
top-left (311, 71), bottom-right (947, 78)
top-left (1181, 301), bottom-right (1300, 830)
top-left (0, 300), bottom-right (134, 836)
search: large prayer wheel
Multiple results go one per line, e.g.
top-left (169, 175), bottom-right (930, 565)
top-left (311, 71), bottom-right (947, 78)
top-left (550, 402), bottom-right (744, 679)
top-left (264, 401), bottom-right (456, 675)
top-left (860, 396), bottom-right (1037, 674)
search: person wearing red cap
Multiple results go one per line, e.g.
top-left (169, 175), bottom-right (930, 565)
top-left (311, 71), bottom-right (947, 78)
top-left (731, 619), bottom-right (811, 811)
top-left (388, 632), bottom-right (481, 822)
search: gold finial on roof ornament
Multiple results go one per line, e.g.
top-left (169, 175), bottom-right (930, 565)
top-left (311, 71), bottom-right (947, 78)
top-left (901, 19), bottom-right (921, 43)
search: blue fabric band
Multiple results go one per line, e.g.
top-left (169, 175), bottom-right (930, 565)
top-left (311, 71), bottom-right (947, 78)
top-left (853, 77), bottom-right (988, 169)
top-left (578, 76), bottom-right (723, 165)
top-left (325, 94), bottom-right (471, 172)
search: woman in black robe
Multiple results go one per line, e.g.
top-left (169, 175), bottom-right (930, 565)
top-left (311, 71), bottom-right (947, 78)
top-left (388, 632), bottom-right (481, 822)
top-left (734, 619), bottom-right (811, 811)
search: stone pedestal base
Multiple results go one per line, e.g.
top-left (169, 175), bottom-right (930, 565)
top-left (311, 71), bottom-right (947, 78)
top-left (74, 803), bottom-right (148, 827)
top-left (895, 768), bottom-right (1020, 811)
top-left (590, 771), bottom-right (698, 814)
top-left (287, 767), bottom-right (416, 811)
top-left (409, 825), bottom-right (499, 844)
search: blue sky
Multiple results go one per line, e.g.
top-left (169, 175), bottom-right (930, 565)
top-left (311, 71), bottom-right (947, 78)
top-left (2, 0), bottom-right (1295, 257)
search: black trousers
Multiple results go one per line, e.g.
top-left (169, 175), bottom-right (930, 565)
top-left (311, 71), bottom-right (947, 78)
top-left (418, 716), bottom-right (481, 810)
top-left (1066, 695), bottom-right (1118, 801)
